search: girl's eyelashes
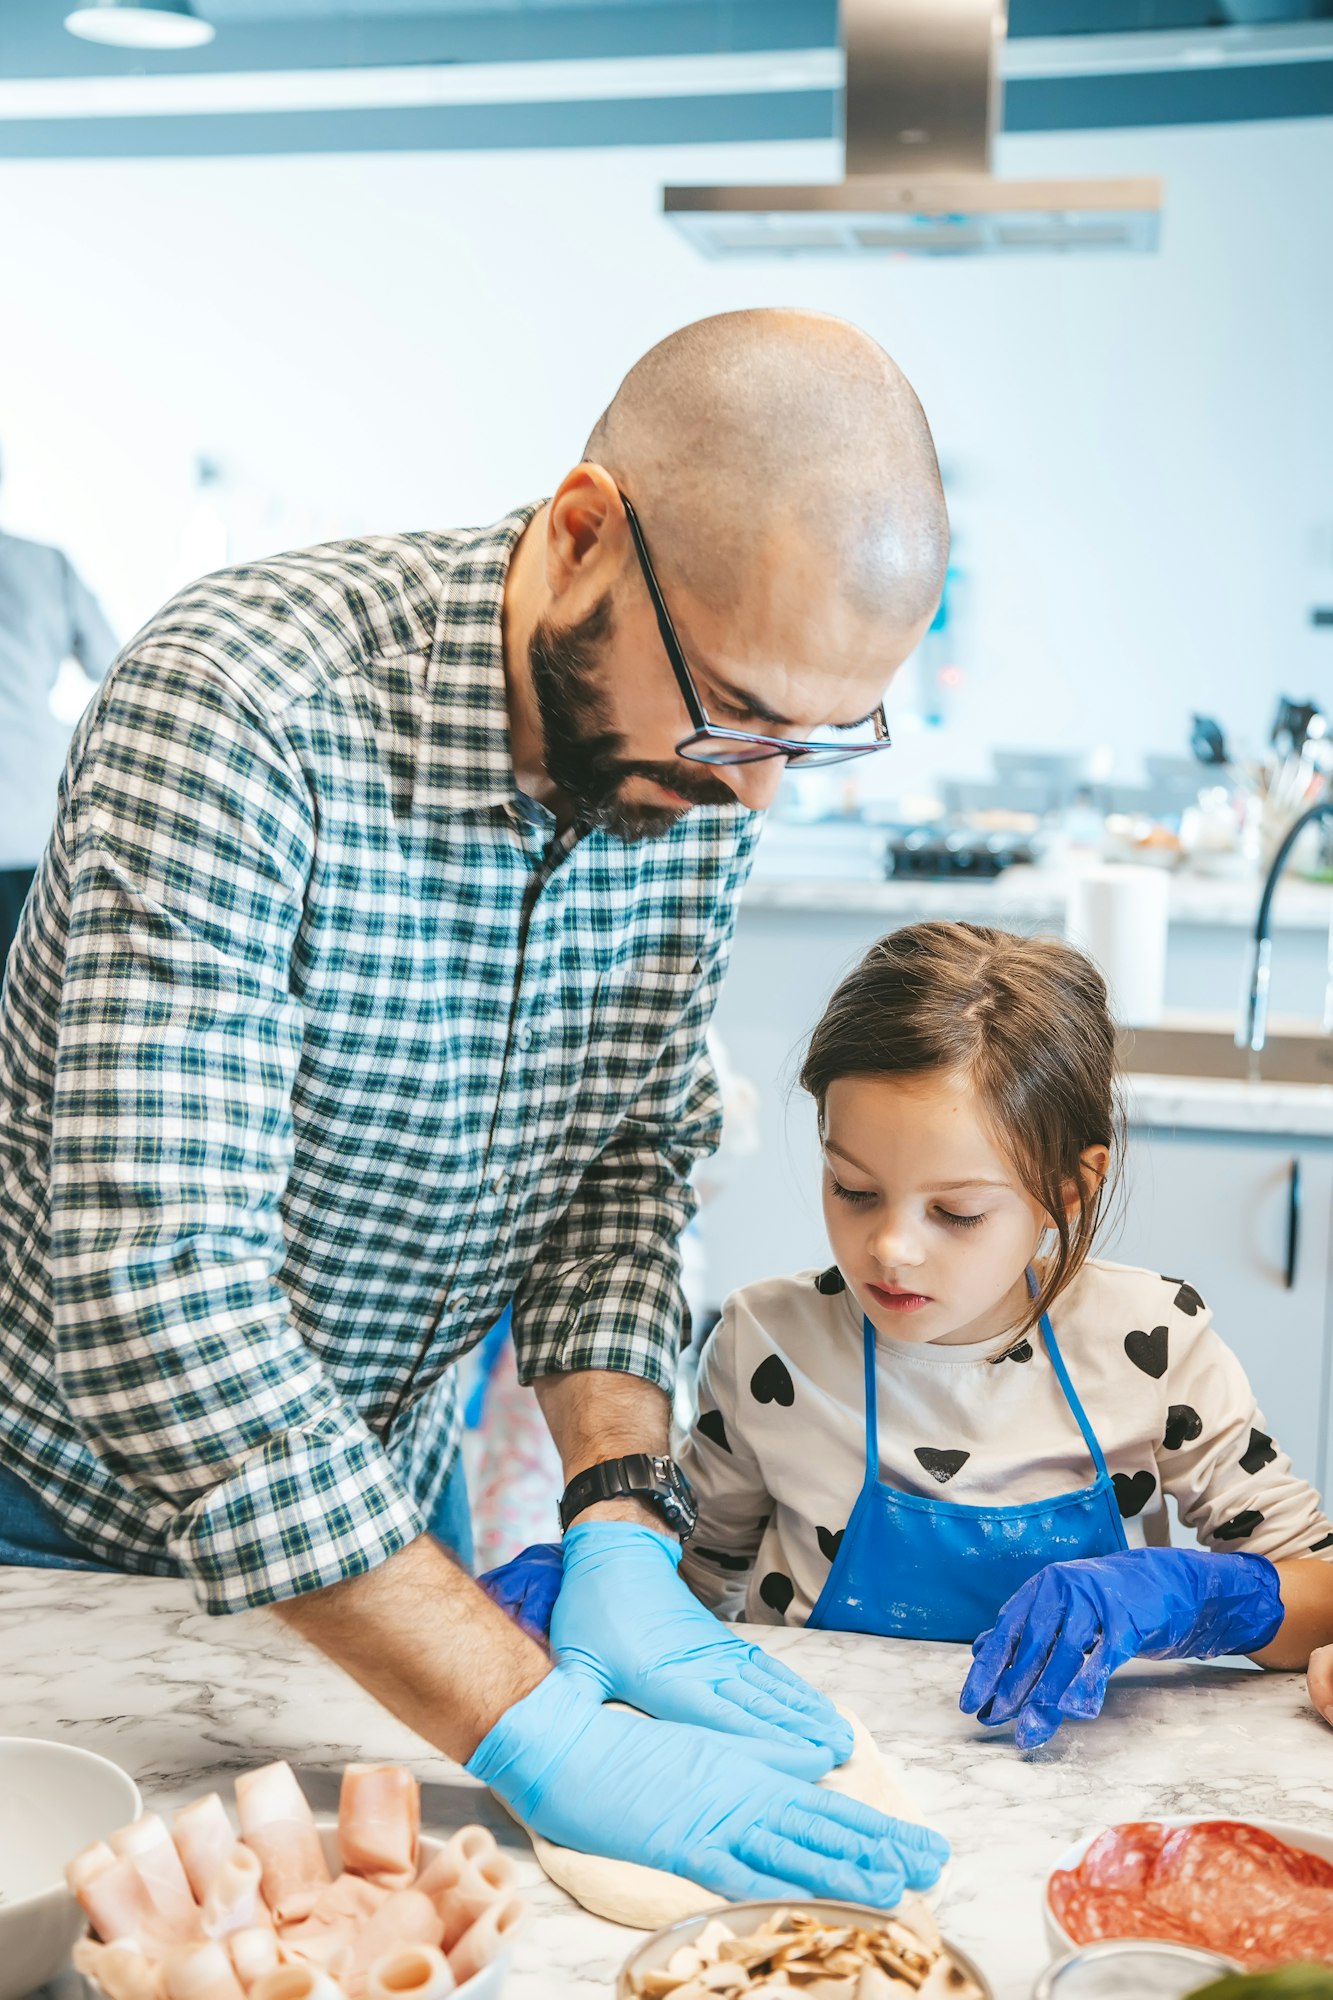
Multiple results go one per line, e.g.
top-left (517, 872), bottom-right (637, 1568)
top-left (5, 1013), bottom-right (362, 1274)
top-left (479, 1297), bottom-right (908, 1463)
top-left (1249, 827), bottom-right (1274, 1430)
top-left (938, 1208), bottom-right (986, 1229)
top-left (829, 1178), bottom-right (874, 1205)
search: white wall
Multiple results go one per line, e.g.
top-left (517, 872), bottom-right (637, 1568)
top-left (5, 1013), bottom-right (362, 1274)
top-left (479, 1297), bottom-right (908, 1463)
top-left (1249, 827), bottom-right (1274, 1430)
top-left (0, 114), bottom-right (1330, 780)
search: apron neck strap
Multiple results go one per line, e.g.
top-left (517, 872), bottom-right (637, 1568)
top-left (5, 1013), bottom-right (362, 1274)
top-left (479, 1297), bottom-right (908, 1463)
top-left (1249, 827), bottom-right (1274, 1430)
top-left (1027, 1267), bottom-right (1111, 1481)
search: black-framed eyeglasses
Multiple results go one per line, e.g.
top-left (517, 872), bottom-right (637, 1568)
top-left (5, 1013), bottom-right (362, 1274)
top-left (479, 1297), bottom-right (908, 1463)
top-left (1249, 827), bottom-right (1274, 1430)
top-left (619, 491), bottom-right (893, 770)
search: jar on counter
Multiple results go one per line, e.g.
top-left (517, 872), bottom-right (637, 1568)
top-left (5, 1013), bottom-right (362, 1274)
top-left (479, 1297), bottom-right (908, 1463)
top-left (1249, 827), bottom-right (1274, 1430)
top-left (1033, 1939), bottom-right (1241, 1999)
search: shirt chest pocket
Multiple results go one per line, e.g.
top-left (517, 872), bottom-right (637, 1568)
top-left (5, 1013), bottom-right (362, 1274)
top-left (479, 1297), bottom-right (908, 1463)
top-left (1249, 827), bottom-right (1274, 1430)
top-left (561, 947), bottom-right (705, 1139)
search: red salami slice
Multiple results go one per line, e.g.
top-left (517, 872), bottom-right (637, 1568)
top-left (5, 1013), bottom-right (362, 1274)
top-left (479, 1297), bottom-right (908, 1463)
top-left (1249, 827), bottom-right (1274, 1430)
top-left (1052, 1819), bottom-right (1333, 1969)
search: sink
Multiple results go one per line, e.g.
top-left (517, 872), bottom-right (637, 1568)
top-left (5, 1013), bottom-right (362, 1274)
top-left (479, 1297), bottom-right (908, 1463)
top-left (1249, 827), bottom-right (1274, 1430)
top-left (1118, 1018), bottom-right (1333, 1086)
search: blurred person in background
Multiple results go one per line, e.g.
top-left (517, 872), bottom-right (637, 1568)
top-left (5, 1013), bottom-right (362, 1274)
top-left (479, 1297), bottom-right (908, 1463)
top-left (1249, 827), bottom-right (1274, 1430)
top-left (0, 445), bottom-right (118, 967)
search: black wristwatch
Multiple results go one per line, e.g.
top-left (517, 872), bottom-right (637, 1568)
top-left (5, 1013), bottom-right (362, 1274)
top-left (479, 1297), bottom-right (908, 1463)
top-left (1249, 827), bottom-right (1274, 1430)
top-left (559, 1454), bottom-right (699, 1540)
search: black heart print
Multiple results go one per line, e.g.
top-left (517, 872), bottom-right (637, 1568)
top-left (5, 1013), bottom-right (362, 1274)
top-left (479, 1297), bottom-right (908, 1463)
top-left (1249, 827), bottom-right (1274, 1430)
top-left (1312, 1533), bottom-right (1333, 1552)
top-left (1163, 1404), bottom-right (1203, 1451)
top-left (696, 1408), bottom-right (731, 1454)
top-left (816, 1525), bottom-right (845, 1562)
top-left (1240, 1428), bottom-right (1277, 1476)
top-left (1215, 1509), bottom-right (1264, 1542)
top-left (693, 1545), bottom-right (750, 1572)
top-left (1162, 1276), bottom-right (1205, 1317)
top-left (759, 1571), bottom-right (795, 1614)
top-left (751, 1355), bottom-right (795, 1407)
top-left (814, 1266), bottom-right (847, 1295)
top-left (1124, 1325), bottom-right (1169, 1380)
top-left (1113, 1470), bottom-right (1157, 1518)
top-left (989, 1337), bottom-right (1033, 1366)
top-left (914, 1447), bottom-right (971, 1485)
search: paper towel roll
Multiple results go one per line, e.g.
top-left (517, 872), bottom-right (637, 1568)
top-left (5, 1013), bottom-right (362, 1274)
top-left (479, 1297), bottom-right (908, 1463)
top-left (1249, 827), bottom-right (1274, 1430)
top-left (1065, 864), bottom-right (1170, 1025)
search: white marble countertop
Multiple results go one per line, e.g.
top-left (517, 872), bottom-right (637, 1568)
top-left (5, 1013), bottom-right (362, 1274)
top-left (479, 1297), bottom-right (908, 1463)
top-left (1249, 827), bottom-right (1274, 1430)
top-left (743, 859), bottom-right (1333, 932)
top-left (9, 1567), bottom-right (1333, 2000)
top-left (1126, 1072), bottom-right (1333, 1138)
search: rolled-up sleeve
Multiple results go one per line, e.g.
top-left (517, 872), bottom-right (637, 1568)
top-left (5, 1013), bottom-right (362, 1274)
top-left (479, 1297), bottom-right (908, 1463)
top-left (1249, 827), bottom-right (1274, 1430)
top-left (50, 651), bottom-right (423, 1613)
top-left (509, 846), bottom-right (755, 1397)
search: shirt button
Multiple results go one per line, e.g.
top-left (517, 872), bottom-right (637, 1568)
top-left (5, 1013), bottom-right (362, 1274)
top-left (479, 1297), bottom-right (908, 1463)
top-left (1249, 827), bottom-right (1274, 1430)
top-left (491, 1173), bottom-right (508, 1195)
top-left (448, 1294), bottom-right (470, 1314)
top-left (516, 1025), bottom-right (533, 1051)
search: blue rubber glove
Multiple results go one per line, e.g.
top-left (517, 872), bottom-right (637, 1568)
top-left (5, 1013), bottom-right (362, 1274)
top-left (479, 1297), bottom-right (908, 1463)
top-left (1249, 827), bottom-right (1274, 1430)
top-left (961, 1549), bottom-right (1284, 1751)
top-left (468, 1665), bottom-right (950, 1905)
top-left (478, 1542), bottom-right (563, 1640)
top-left (550, 1522), bottom-right (853, 1776)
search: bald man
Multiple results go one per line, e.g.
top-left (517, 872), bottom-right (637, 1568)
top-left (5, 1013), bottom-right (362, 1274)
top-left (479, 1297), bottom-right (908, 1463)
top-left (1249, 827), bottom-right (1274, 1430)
top-left (0, 311), bottom-right (949, 1898)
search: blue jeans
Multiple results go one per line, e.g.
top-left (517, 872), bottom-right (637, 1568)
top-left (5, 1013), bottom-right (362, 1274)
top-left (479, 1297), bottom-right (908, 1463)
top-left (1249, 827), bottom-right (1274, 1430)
top-left (0, 1455), bottom-right (473, 1574)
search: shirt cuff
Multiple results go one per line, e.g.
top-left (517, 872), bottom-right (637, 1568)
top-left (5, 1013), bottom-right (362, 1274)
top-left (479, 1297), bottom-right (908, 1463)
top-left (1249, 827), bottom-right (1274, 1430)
top-left (164, 1413), bottom-right (426, 1614)
top-left (512, 1253), bottom-right (681, 1397)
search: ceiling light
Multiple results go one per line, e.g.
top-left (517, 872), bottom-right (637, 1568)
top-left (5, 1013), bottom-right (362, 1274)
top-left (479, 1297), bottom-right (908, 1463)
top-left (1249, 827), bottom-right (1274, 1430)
top-left (65, 1), bottom-right (214, 50)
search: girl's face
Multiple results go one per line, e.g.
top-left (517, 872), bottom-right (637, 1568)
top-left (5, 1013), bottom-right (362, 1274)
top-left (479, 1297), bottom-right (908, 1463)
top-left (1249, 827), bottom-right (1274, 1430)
top-left (820, 1069), bottom-right (1050, 1347)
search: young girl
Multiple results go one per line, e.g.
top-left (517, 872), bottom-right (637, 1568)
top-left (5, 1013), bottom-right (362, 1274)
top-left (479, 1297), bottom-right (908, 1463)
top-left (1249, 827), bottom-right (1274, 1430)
top-left (677, 921), bottom-right (1333, 1748)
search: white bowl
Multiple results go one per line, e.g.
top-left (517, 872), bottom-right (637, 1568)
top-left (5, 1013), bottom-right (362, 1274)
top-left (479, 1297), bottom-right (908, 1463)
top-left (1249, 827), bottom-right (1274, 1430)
top-left (616, 1898), bottom-right (993, 2000)
top-left (0, 1736), bottom-right (141, 2000)
top-left (1043, 1814), bottom-right (1333, 1961)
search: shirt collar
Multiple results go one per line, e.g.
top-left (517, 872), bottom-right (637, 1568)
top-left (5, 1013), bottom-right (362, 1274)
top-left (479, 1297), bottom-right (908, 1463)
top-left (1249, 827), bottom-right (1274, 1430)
top-left (420, 500), bottom-right (544, 818)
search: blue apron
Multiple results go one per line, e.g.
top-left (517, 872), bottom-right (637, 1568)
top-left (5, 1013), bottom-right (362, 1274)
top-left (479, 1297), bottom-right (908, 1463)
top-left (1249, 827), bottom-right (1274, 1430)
top-left (808, 1284), bottom-right (1128, 1644)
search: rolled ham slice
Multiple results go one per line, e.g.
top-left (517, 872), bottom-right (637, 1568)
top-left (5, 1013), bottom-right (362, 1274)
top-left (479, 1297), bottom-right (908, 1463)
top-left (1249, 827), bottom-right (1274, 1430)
top-left (74, 1938), bottom-right (164, 2000)
top-left (226, 1928), bottom-right (283, 1991)
top-left (338, 1769), bottom-right (419, 1889)
top-left (173, 1797), bottom-right (241, 1907)
top-left (445, 1893), bottom-right (523, 1986)
top-left (251, 1967), bottom-right (348, 2000)
top-left (234, 1764), bottom-right (332, 1924)
top-left (343, 1890), bottom-right (443, 1999)
top-left (411, 1830), bottom-right (494, 1923)
top-left (161, 1942), bottom-right (248, 2000)
top-left (112, 1817), bottom-right (205, 1943)
top-left (278, 1870), bottom-right (390, 1975)
top-left (69, 1842), bottom-right (168, 1950)
top-left (365, 1945), bottom-right (455, 2000)
top-left (204, 1846), bottom-right (272, 1939)
top-left (434, 1855), bottom-right (517, 1955)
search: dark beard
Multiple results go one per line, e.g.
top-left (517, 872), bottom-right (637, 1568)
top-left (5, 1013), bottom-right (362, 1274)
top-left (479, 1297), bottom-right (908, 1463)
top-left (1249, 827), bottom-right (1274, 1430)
top-left (527, 593), bottom-right (735, 842)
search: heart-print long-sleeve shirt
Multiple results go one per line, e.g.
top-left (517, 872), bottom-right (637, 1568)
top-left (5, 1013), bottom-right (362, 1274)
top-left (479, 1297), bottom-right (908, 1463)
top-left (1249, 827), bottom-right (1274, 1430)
top-left (677, 1258), bottom-right (1331, 1626)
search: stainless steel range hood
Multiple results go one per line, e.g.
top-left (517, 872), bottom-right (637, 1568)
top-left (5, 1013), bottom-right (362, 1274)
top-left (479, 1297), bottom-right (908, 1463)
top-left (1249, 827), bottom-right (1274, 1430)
top-left (663, 0), bottom-right (1162, 258)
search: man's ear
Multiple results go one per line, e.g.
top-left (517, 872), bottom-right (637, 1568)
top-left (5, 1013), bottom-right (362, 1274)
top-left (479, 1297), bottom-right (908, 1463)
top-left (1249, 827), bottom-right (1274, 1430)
top-left (545, 463), bottom-right (624, 599)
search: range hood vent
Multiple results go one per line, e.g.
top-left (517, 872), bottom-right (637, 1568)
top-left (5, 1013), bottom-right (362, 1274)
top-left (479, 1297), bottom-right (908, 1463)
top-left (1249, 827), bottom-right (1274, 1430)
top-left (663, 0), bottom-right (1162, 259)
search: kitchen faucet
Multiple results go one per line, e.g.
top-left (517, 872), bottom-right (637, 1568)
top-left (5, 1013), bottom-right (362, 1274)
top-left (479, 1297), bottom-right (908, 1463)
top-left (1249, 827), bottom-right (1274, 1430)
top-left (1236, 793), bottom-right (1333, 1056)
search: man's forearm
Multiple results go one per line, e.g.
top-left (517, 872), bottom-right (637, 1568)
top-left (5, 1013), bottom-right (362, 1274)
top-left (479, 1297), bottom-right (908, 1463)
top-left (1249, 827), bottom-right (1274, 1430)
top-left (535, 1368), bottom-right (676, 1536)
top-left (273, 1533), bottom-right (550, 1762)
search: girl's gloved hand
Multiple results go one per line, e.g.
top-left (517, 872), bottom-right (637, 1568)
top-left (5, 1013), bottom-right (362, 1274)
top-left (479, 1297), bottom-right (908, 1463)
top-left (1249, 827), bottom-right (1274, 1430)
top-left (467, 1665), bottom-right (950, 1905)
top-left (961, 1548), bottom-right (1284, 1751)
top-left (550, 1521), bottom-right (853, 1775)
top-left (478, 1542), bottom-right (563, 1640)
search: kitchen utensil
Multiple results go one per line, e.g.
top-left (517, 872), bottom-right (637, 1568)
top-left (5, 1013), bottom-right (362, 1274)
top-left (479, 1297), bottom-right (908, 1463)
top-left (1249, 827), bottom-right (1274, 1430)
top-left (0, 1736), bottom-right (141, 2000)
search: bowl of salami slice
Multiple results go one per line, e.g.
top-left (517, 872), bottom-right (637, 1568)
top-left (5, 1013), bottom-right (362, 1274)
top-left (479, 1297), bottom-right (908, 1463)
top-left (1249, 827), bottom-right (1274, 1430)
top-left (66, 1761), bottom-right (525, 2000)
top-left (617, 1898), bottom-right (993, 1999)
top-left (1044, 1818), bottom-right (1333, 1972)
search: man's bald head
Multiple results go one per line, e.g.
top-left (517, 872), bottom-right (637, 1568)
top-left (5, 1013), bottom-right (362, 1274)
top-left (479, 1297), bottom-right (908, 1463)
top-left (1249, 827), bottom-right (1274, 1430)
top-left (584, 308), bottom-right (948, 626)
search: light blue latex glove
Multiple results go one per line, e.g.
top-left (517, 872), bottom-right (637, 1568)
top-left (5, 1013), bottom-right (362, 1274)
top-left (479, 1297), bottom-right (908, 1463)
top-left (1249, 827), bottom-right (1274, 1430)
top-left (961, 1548), bottom-right (1284, 1751)
top-left (550, 1521), bottom-right (852, 1775)
top-left (468, 1665), bottom-right (950, 1905)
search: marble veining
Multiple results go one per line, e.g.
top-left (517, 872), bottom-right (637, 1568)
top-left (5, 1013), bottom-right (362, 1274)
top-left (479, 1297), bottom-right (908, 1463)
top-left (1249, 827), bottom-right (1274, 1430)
top-left (6, 1568), bottom-right (1332, 2000)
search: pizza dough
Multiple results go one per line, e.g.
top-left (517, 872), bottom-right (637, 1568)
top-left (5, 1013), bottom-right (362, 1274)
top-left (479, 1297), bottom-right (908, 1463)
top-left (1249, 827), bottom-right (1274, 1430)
top-left (521, 1705), bottom-right (940, 1931)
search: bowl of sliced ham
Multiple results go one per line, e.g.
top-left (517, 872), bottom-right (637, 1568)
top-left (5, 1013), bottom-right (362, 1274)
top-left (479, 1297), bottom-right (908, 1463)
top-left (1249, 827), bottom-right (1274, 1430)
top-left (1044, 1817), bottom-right (1333, 1972)
top-left (0, 1736), bottom-right (142, 2000)
top-left (66, 1762), bottom-right (524, 2000)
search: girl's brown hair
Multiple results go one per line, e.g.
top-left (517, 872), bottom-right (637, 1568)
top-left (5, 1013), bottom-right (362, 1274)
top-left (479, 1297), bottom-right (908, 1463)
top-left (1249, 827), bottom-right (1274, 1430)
top-left (799, 921), bottom-right (1122, 1334)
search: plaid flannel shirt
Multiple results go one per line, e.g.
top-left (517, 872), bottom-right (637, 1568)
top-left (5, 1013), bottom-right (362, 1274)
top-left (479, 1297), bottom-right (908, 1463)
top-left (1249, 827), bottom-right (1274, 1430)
top-left (0, 506), bottom-right (759, 1612)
